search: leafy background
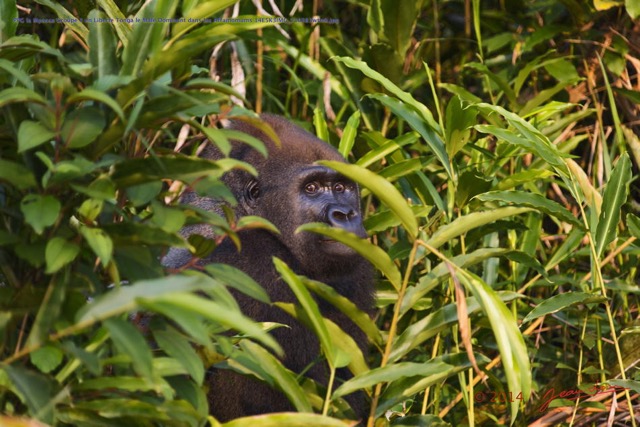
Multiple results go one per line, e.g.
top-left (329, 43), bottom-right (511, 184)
top-left (0, 0), bottom-right (639, 426)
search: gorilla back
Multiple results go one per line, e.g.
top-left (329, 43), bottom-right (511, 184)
top-left (163, 114), bottom-right (374, 421)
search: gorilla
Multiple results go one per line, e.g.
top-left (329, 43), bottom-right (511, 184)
top-left (163, 114), bottom-right (374, 421)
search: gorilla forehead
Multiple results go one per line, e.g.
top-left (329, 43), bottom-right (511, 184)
top-left (229, 114), bottom-right (345, 169)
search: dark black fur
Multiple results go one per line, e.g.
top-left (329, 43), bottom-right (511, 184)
top-left (163, 114), bottom-right (374, 421)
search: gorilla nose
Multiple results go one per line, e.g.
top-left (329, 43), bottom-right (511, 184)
top-left (327, 205), bottom-right (366, 237)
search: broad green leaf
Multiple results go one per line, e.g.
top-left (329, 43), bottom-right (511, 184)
top-left (338, 111), bottom-right (361, 159)
top-left (297, 223), bottom-right (402, 291)
top-left (104, 317), bottom-right (153, 378)
top-left (153, 326), bottom-right (204, 384)
top-left (332, 57), bottom-right (439, 131)
top-left (170, 0), bottom-right (239, 41)
top-left (31, 0), bottom-right (88, 41)
top-left (313, 107), bottom-right (329, 142)
top-left (79, 226), bottom-right (114, 267)
top-left (627, 214), bottom-right (640, 239)
top-left (445, 95), bottom-right (478, 157)
top-left (392, 292), bottom-right (521, 362)
top-left (0, 159), bottom-right (37, 189)
top-left (523, 292), bottom-right (606, 323)
top-left (366, 0), bottom-right (383, 33)
top-left (333, 353), bottom-right (473, 399)
top-left (0, 0), bottom-right (17, 42)
top-left (45, 237), bottom-right (80, 274)
top-left (30, 345), bottom-right (64, 374)
top-left (319, 160), bottom-right (418, 239)
top-left (376, 354), bottom-right (487, 416)
top-left (20, 194), bottom-right (60, 235)
top-left (26, 273), bottom-right (68, 346)
top-left (274, 258), bottom-right (338, 367)
top-left (0, 87), bottom-right (47, 107)
top-left (300, 277), bottom-right (382, 346)
top-left (2, 365), bottom-right (54, 424)
top-left (401, 248), bottom-right (534, 315)
top-left (140, 292), bottom-right (281, 354)
top-left (76, 274), bottom-right (214, 323)
top-left (425, 207), bottom-right (532, 250)
top-left (67, 88), bottom-right (125, 122)
top-left (87, 9), bottom-right (118, 78)
top-left (355, 132), bottom-right (418, 168)
top-left (494, 169), bottom-right (555, 190)
top-left (17, 120), bottom-right (55, 152)
top-left (221, 413), bottom-right (353, 427)
top-left (239, 340), bottom-right (313, 412)
top-left (458, 272), bottom-right (531, 421)
top-left (595, 153), bottom-right (631, 258)
top-left (367, 94), bottom-right (452, 179)
top-left (102, 222), bottom-right (189, 248)
top-left (566, 158), bottom-right (602, 213)
top-left (120, 0), bottom-right (179, 76)
top-left (476, 190), bottom-right (583, 228)
top-left (205, 263), bottom-right (270, 304)
top-left (112, 156), bottom-right (250, 187)
top-left (61, 107), bottom-right (106, 148)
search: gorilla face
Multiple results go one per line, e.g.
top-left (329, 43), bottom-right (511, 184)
top-left (219, 114), bottom-right (368, 276)
top-left (245, 163), bottom-right (366, 272)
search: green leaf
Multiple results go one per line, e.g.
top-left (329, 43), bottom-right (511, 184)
top-left (17, 120), bottom-right (55, 152)
top-left (297, 223), bottom-right (402, 291)
top-left (79, 226), bottom-right (114, 267)
top-left (333, 57), bottom-right (438, 129)
top-left (204, 263), bottom-right (270, 304)
top-left (425, 207), bottom-right (532, 251)
top-left (30, 345), bottom-right (64, 374)
top-left (0, 159), bottom-right (37, 189)
top-left (338, 111), bottom-right (361, 159)
top-left (273, 258), bottom-right (338, 367)
top-left (523, 292), bottom-right (606, 323)
top-left (31, 0), bottom-right (88, 41)
top-left (367, 94), bottom-right (452, 179)
top-left (20, 194), bottom-right (60, 235)
top-left (300, 277), bottom-right (382, 346)
top-left (392, 292), bottom-right (521, 362)
top-left (0, 87), bottom-right (47, 108)
top-left (238, 340), bottom-right (313, 412)
top-left (445, 95), bottom-right (478, 157)
top-left (319, 160), bottom-right (418, 239)
top-left (595, 153), bottom-right (631, 258)
top-left (627, 214), bottom-right (640, 240)
top-left (61, 107), bottom-right (106, 148)
top-left (67, 88), bottom-right (125, 122)
top-left (139, 292), bottom-right (281, 355)
top-left (476, 190), bottom-right (583, 228)
top-left (2, 365), bottom-right (54, 424)
top-left (87, 9), bottom-right (118, 78)
top-left (45, 237), bottom-right (80, 274)
top-left (626, 0), bottom-right (640, 18)
top-left (104, 317), bottom-right (153, 378)
top-left (0, 0), bottom-right (18, 42)
top-left (333, 353), bottom-right (472, 399)
top-left (313, 107), bottom-right (329, 142)
top-left (222, 413), bottom-right (353, 427)
top-left (153, 326), bottom-right (204, 385)
top-left (457, 271), bottom-right (531, 421)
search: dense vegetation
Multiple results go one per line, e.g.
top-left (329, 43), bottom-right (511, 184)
top-left (0, 0), bottom-right (639, 426)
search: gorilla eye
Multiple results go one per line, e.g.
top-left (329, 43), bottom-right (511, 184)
top-left (334, 182), bottom-right (346, 193)
top-left (247, 180), bottom-right (260, 200)
top-left (304, 182), bottom-right (319, 194)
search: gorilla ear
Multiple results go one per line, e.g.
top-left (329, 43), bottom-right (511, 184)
top-left (242, 179), bottom-right (260, 211)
